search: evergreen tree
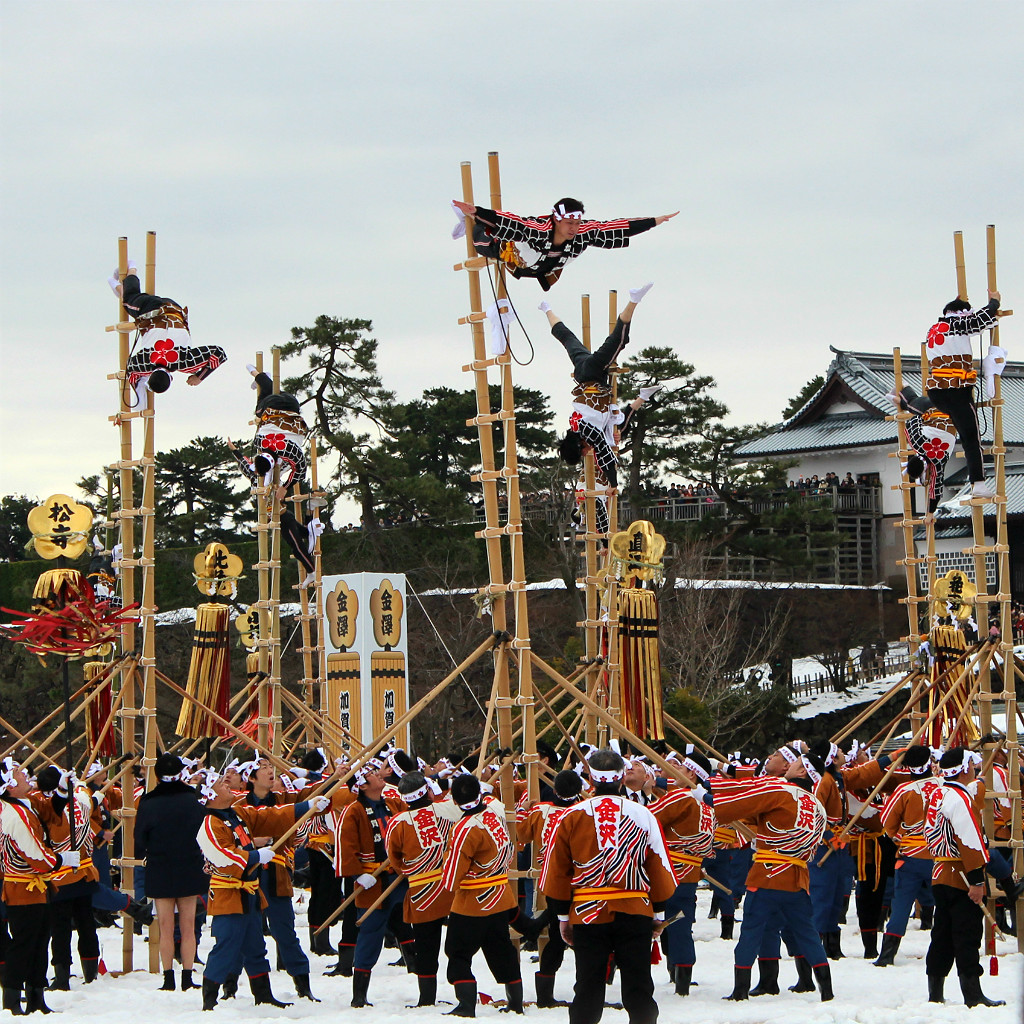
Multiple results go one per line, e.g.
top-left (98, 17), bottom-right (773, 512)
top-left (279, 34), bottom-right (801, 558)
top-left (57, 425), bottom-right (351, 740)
top-left (0, 495), bottom-right (38, 562)
top-left (781, 375), bottom-right (825, 420)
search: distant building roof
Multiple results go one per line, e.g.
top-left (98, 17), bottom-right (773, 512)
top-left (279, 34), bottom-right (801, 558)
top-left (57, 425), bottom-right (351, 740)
top-left (932, 462), bottom-right (1024, 523)
top-left (734, 349), bottom-right (1024, 459)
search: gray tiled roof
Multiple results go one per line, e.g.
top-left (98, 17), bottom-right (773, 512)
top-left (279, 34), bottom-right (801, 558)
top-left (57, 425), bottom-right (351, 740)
top-left (932, 463), bottom-right (1024, 522)
top-left (735, 349), bottom-right (1024, 458)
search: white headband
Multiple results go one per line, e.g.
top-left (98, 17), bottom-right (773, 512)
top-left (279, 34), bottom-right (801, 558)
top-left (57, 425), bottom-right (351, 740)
top-left (779, 746), bottom-right (799, 765)
top-left (682, 757), bottom-right (710, 785)
top-left (800, 756), bottom-right (821, 785)
top-left (941, 750), bottom-right (981, 778)
top-left (197, 770), bottom-right (220, 802)
top-left (590, 767), bottom-right (624, 784)
top-left (552, 204), bottom-right (584, 221)
top-left (823, 743), bottom-right (839, 768)
top-left (387, 752), bottom-right (407, 778)
top-left (401, 782), bottom-right (432, 804)
top-left (0, 757), bottom-right (19, 794)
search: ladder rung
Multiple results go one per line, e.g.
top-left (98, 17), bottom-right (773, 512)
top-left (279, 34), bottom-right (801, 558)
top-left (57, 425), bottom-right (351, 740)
top-left (475, 526), bottom-right (521, 539)
top-left (453, 256), bottom-right (497, 272)
top-left (478, 584), bottom-right (509, 595)
top-left (467, 411), bottom-right (515, 426)
top-left (961, 544), bottom-right (1009, 555)
top-left (462, 357), bottom-right (508, 371)
top-left (473, 470), bottom-right (519, 482)
top-left (104, 321), bottom-right (135, 333)
top-left (457, 311), bottom-right (490, 325)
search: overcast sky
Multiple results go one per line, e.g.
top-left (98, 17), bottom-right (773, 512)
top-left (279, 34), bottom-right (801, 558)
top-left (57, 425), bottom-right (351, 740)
top-left (1, 1), bottom-right (1021, 524)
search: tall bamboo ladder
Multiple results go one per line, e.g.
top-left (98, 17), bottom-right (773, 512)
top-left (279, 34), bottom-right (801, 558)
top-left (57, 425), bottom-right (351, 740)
top-left (105, 232), bottom-right (160, 971)
top-left (576, 294), bottom-right (623, 746)
top-left (455, 153), bottom-right (540, 836)
top-left (292, 437), bottom-right (328, 733)
top-left (251, 349), bottom-right (285, 758)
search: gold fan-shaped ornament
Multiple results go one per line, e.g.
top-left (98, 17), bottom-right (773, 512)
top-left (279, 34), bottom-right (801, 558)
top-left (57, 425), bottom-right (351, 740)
top-left (235, 605), bottom-right (260, 651)
top-left (608, 521), bottom-right (666, 583)
top-left (932, 569), bottom-right (977, 623)
top-left (27, 495), bottom-right (93, 560)
top-left (193, 542), bottom-right (245, 598)
top-left (370, 579), bottom-right (403, 649)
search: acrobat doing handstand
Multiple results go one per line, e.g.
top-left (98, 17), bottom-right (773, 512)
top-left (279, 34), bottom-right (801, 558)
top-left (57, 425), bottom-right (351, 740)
top-left (108, 263), bottom-right (227, 407)
top-left (545, 282), bottom-right (661, 536)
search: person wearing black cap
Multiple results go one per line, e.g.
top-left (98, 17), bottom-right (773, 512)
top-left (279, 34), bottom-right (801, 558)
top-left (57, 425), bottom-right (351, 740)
top-left (109, 263), bottom-right (227, 408)
top-left (452, 197), bottom-right (678, 291)
top-left (134, 752), bottom-right (208, 991)
top-left (923, 747), bottom-right (1005, 1007)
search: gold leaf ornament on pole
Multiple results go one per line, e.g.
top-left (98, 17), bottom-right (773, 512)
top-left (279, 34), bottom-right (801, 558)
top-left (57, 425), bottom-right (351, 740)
top-left (931, 569), bottom-right (977, 623)
top-left (27, 495), bottom-right (93, 561)
top-left (193, 542), bottom-right (244, 599)
top-left (608, 520), bottom-right (666, 583)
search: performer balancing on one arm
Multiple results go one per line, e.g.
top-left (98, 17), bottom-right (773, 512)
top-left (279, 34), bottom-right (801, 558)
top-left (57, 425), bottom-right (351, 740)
top-left (452, 197), bottom-right (677, 291)
top-left (546, 283), bottom-right (662, 536)
top-left (108, 262), bottom-right (227, 407)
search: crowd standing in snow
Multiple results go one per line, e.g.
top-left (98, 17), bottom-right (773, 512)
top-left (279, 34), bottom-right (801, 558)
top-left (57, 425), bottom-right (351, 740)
top-left (1, 732), bottom-right (1019, 1017)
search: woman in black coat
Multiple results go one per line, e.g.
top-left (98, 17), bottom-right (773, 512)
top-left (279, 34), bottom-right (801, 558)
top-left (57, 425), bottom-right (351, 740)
top-left (134, 753), bottom-right (208, 991)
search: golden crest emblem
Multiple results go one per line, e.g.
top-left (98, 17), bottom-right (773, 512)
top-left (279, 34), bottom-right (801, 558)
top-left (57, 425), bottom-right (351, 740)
top-left (27, 495), bottom-right (93, 560)
top-left (326, 580), bottom-right (358, 651)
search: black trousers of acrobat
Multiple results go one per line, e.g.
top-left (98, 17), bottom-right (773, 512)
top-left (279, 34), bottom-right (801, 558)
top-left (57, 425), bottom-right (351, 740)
top-left (5, 904), bottom-right (50, 990)
top-left (570, 913), bottom-right (656, 1024)
top-left (925, 883), bottom-right (984, 979)
top-left (444, 911), bottom-right (520, 986)
top-left (927, 387), bottom-right (984, 482)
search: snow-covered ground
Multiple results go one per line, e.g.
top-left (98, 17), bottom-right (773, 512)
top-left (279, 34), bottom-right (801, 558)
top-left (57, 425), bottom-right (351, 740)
top-left (47, 884), bottom-right (1021, 1023)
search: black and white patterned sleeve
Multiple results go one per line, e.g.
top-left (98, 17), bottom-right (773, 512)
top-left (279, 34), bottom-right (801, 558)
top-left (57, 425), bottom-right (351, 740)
top-left (578, 421), bottom-right (618, 489)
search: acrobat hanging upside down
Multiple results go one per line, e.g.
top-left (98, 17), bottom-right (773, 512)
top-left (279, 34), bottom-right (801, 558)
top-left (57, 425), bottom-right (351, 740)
top-left (229, 366), bottom-right (310, 499)
top-left (452, 197), bottom-right (678, 291)
top-left (108, 262), bottom-right (227, 407)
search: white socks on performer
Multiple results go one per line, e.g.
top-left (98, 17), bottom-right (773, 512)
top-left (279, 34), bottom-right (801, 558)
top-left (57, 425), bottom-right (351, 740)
top-left (629, 281), bottom-right (654, 304)
top-left (638, 384), bottom-right (663, 402)
top-left (246, 363), bottom-right (259, 388)
top-left (107, 260), bottom-right (137, 297)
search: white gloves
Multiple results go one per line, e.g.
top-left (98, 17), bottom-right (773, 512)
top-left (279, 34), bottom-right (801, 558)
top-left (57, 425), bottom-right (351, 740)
top-left (308, 795), bottom-right (330, 813)
top-left (56, 769), bottom-right (76, 797)
top-left (356, 873), bottom-right (377, 890)
top-left (289, 768), bottom-right (309, 779)
top-left (60, 850), bottom-right (81, 870)
top-left (983, 345), bottom-right (1007, 398)
top-left (692, 784), bottom-right (708, 803)
top-left (451, 200), bottom-right (467, 240)
top-left (638, 385), bottom-right (663, 402)
top-left (257, 846), bottom-right (276, 866)
top-left (629, 282), bottom-right (654, 304)
top-left (538, 301), bottom-right (552, 313)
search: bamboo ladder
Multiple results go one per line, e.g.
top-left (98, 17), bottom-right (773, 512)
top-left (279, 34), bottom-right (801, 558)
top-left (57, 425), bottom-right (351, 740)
top-left (250, 349), bottom-right (286, 757)
top-left (105, 232), bottom-right (160, 971)
top-left (455, 153), bottom-right (540, 839)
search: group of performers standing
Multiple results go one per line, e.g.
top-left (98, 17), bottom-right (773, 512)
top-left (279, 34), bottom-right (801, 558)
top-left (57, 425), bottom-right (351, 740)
top-left (2, 727), bottom-right (1019, 1016)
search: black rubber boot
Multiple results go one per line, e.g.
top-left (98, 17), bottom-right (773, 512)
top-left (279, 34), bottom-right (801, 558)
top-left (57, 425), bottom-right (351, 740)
top-left (873, 933), bottom-right (901, 967)
top-left (927, 974), bottom-right (945, 1003)
top-left (202, 977), bottom-right (219, 1011)
top-left (81, 959), bottom-right (98, 984)
top-left (160, 969), bottom-right (175, 991)
top-left (509, 909), bottom-right (545, 943)
top-left (959, 972), bottom-right (1005, 1008)
top-left (749, 958), bottom-right (780, 996)
top-left (823, 931), bottom-right (845, 960)
top-left (447, 980), bottom-right (477, 1017)
top-left (309, 925), bottom-right (333, 956)
top-left (410, 974), bottom-right (437, 1007)
top-left (221, 975), bottom-right (237, 999)
top-left (181, 969), bottom-right (196, 991)
top-left (813, 964), bottom-right (834, 1002)
top-left (49, 964), bottom-right (71, 991)
top-left (351, 968), bottom-right (371, 1008)
top-left (861, 928), bottom-right (878, 958)
top-left (294, 974), bottom-right (320, 1003)
top-left (534, 973), bottom-right (556, 1007)
top-left (501, 979), bottom-right (524, 1014)
top-left (724, 965), bottom-right (750, 1001)
top-left (2, 988), bottom-right (25, 1016)
top-left (708, 902), bottom-right (719, 918)
top-left (399, 939), bottom-right (418, 974)
top-left (720, 916), bottom-right (734, 940)
top-left (24, 988), bottom-right (53, 1015)
top-left (249, 973), bottom-right (292, 1008)
top-left (325, 944), bottom-right (354, 977)
top-left (918, 905), bottom-right (933, 930)
top-left (673, 965), bottom-right (692, 996)
top-left (788, 956), bottom-right (815, 992)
